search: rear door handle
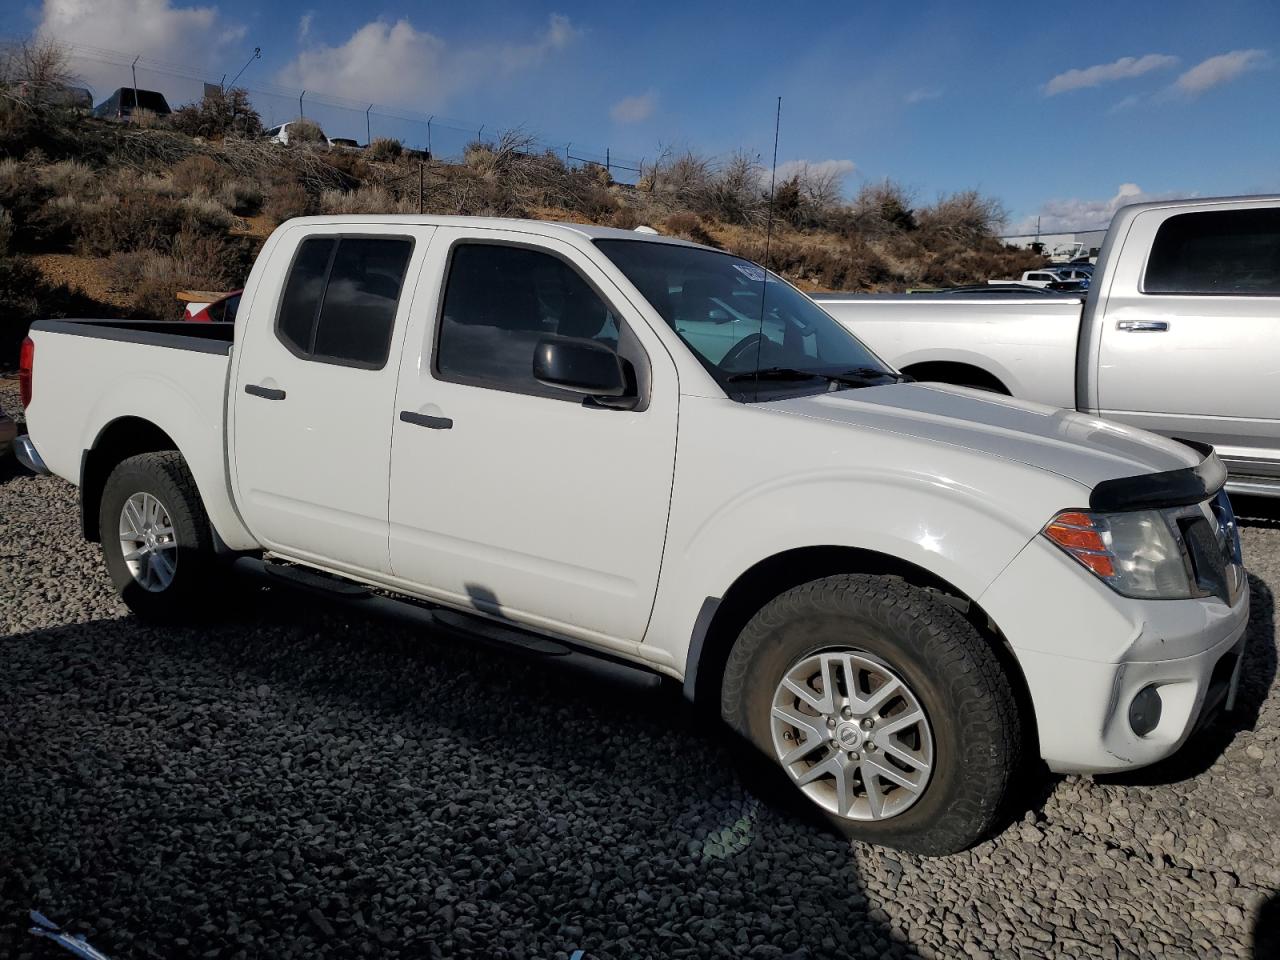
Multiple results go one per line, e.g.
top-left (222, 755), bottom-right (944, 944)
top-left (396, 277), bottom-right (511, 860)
top-left (245, 384), bottom-right (287, 400)
top-left (400, 410), bottom-right (453, 430)
top-left (1116, 320), bottom-right (1169, 332)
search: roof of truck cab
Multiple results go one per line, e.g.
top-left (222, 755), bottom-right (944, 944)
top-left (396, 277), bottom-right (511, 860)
top-left (278, 215), bottom-right (712, 249)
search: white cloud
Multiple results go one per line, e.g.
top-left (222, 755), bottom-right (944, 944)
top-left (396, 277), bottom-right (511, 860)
top-left (1010, 183), bottom-right (1192, 234)
top-left (771, 158), bottom-right (857, 188)
top-left (1045, 53), bottom-right (1178, 95)
top-left (1174, 49), bottom-right (1267, 95)
top-left (298, 12), bottom-right (313, 43)
top-left (37, 0), bottom-right (242, 96)
top-left (904, 87), bottom-right (942, 104)
top-left (610, 90), bottom-right (657, 124)
top-left (278, 13), bottom-right (579, 110)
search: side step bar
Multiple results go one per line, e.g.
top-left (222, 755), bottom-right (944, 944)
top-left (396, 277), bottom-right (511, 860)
top-left (235, 557), bottom-right (664, 691)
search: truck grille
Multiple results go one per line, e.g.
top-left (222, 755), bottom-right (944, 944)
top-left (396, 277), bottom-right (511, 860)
top-left (1179, 491), bottom-right (1244, 605)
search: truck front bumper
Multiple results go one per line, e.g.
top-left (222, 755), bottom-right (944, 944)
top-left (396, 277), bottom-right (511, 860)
top-left (980, 536), bottom-right (1250, 775)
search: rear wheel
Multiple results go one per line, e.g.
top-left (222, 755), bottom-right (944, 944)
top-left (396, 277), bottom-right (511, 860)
top-left (100, 451), bottom-right (218, 621)
top-left (720, 574), bottom-right (1022, 855)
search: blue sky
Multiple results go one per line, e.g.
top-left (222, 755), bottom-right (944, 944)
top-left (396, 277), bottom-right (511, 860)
top-left (7, 0), bottom-right (1279, 232)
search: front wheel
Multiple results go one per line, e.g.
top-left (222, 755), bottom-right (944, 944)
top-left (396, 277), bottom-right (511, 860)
top-left (100, 451), bottom-right (219, 621)
top-left (720, 574), bottom-right (1023, 855)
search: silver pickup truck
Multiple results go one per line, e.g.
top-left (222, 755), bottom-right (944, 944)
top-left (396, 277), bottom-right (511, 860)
top-left (819, 195), bottom-right (1280, 496)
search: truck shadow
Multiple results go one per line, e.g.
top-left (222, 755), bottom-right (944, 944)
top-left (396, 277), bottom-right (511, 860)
top-left (0, 588), bottom-right (912, 960)
top-left (1256, 889), bottom-right (1280, 959)
top-left (1096, 571), bottom-right (1276, 787)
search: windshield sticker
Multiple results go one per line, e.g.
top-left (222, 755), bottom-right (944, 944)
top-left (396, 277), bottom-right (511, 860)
top-left (731, 264), bottom-right (779, 283)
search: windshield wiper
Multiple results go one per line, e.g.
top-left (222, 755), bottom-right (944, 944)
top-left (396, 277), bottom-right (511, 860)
top-left (725, 367), bottom-right (827, 383)
top-left (725, 366), bottom-right (909, 387)
top-left (826, 367), bottom-right (912, 386)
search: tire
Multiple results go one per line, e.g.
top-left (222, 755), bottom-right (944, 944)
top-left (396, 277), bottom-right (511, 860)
top-left (720, 574), bottom-right (1022, 855)
top-left (99, 451), bottom-right (219, 621)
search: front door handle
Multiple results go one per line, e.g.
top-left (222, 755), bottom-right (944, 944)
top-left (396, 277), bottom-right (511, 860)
top-left (1116, 320), bottom-right (1169, 332)
top-left (245, 384), bottom-right (287, 400)
top-left (400, 410), bottom-right (453, 430)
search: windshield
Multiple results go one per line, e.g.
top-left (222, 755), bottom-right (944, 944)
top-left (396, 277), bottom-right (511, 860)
top-left (595, 239), bottom-right (897, 401)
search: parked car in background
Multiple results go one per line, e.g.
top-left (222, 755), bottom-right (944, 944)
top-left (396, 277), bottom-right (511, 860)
top-left (15, 82), bottom-right (92, 110)
top-left (182, 289), bottom-right (242, 323)
top-left (818, 194), bottom-right (1280, 495)
top-left (15, 215), bottom-right (1248, 854)
top-left (92, 88), bottom-right (172, 120)
top-left (266, 121), bottom-right (333, 146)
top-left (988, 269), bottom-right (1064, 289)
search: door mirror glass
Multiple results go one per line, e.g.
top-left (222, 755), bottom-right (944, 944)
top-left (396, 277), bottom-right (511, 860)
top-left (533, 337), bottom-right (630, 398)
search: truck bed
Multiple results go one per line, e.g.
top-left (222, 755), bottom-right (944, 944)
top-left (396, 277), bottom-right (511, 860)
top-left (34, 318), bottom-right (235, 355)
top-left (813, 293), bottom-right (1085, 410)
top-left (24, 318), bottom-right (233, 512)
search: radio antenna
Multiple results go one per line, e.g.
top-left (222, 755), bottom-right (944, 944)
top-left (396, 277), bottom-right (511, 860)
top-left (753, 96), bottom-right (782, 401)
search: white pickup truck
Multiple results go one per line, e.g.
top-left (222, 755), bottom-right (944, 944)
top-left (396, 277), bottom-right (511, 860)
top-left (15, 216), bottom-right (1248, 854)
top-left (818, 195), bottom-right (1280, 495)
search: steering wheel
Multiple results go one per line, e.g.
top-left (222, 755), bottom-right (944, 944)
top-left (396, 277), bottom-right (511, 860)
top-left (720, 333), bottom-right (768, 372)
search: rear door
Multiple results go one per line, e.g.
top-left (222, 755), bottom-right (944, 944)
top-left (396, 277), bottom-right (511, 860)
top-left (231, 224), bottom-right (432, 576)
top-left (386, 228), bottom-right (679, 646)
top-left (1095, 205), bottom-right (1280, 475)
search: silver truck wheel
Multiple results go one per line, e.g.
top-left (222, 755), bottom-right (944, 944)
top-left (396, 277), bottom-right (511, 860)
top-left (771, 650), bottom-right (934, 821)
top-left (118, 492), bottom-right (179, 592)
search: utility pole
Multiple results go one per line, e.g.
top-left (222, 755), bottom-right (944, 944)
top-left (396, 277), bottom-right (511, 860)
top-left (478, 124), bottom-right (484, 145)
top-left (606, 148), bottom-right (610, 173)
top-left (228, 47), bottom-right (261, 91)
top-left (366, 104), bottom-right (373, 146)
top-left (299, 90), bottom-right (306, 119)
top-left (131, 55), bottom-right (139, 117)
top-left (419, 161), bottom-right (424, 214)
top-left (427, 116), bottom-right (433, 158)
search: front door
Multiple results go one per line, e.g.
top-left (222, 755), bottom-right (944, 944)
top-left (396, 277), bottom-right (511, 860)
top-left (387, 229), bottom-right (679, 645)
top-left (1095, 206), bottom-right (1280, 474)
top-left (232, 225), bottom-right (430, 575)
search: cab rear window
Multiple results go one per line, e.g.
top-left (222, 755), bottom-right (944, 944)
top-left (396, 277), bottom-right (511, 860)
top-left (276, 236), bottom-right (414, 368)
top-left (1144, 209), bottom-right (1280, 296)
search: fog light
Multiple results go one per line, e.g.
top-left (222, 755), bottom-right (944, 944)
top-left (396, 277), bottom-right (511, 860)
top-left (1128, 685), bottom-right (1163, 737)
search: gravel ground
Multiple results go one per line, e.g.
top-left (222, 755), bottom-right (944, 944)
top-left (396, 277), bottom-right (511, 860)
top-left (1, 375), bottom-right (1278, 960)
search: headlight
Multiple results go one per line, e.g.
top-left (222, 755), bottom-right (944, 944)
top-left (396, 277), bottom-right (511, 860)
top-left (1042, 508), bottom-right (1195, 599)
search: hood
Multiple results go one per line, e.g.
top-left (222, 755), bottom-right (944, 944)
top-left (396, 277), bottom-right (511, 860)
top-left (771, 382), bottom-right (1202, 492)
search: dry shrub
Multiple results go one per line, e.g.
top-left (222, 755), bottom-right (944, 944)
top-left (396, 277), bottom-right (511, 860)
top-left (366, 137), bottom-right (403, 161)
top-left (216, 178), bottom-right (262, 214)
top-left (77, 194), bottom-right (183, 255)
top-left (130, 108), bottom-right (165, 130)
top-left (319, 185), bottom-right (415, 215)
top-left (179, 195), bottom-right (236, 233)
top-left (611, 205), bottom-right (640, 230)
top-left (169, 87), bottom-right (263, 141)
top-left (286, 118), bottom-right (326, 144)
top-left (264, 180), bottom-right (311, 225)
top-left (663, 212), bottom-right (717, 246)
top-left (123, 227), bottom-right (240, 320)
top-left (0, 207), bottom-right (12, 254)
top-left (171, 154), bottom-right (224, 195)
top-left (37, 159), bottom-right (95, 196)
top-left (917, 190), bottom-right (1008, 248)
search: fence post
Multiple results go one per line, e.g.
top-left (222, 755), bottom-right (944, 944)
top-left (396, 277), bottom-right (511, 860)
top-left (366, 104), bottom-right (372, 146)
top-left (606, 148), bottom-right (610, 172)
top-left (299, 90), bottom-right (306, 119)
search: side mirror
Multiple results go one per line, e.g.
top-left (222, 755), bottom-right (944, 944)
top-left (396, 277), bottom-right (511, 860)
top-left (533, 337), bottom-right (638, 408)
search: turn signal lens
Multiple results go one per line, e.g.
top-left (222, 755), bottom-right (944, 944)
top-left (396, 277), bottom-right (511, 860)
top-left (18, 336), bottom-right (34, 409)
top-left (1044, 512), bottom-right (1115, 578)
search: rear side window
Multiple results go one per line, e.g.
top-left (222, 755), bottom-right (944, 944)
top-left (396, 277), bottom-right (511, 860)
top-left (435, 243), bottom-right (622, 396)
top-left (1144, 209), bottom-right (1280, 296)
top-left (276, 236), bottom-right (414, 368)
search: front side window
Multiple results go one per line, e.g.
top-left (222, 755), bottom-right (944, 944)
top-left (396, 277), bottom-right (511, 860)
top-left (435, 243), bottom-right (623, 396)
top-left (595, 239), bottom-right (896, 402)
top-left (1145, 209), bottom-right (1280, 296)
top-left (276, 236), bottom-right (413, 368)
